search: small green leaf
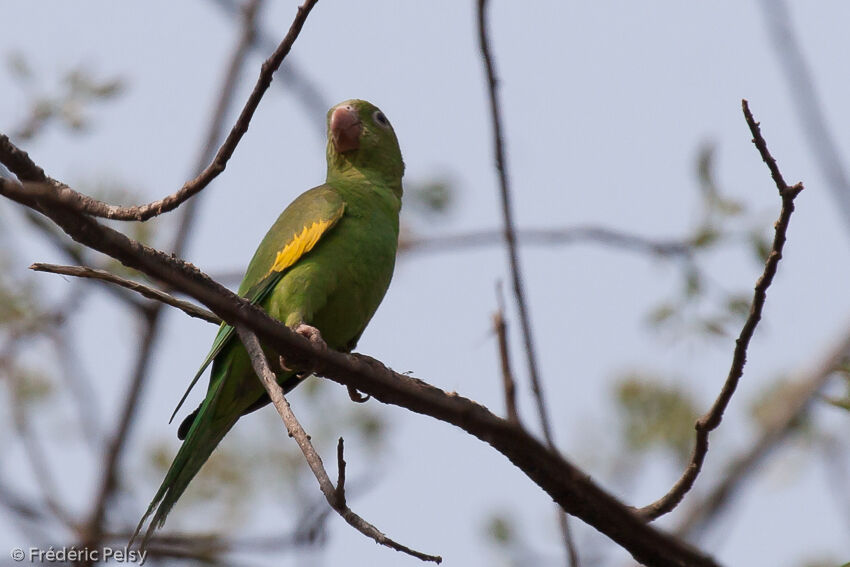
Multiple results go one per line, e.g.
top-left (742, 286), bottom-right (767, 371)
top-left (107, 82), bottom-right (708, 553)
top-left (484, 513), bottom-right (514, 546)
top-left (647, 303), bottom-right (677, 327)
top-left (691, 226), bottom-right (720, 249)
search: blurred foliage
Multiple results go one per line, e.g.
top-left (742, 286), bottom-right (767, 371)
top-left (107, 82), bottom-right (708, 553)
top-left (0, 265), bottom-right (34, 326)
top-left (398, 177), bottom-right (457, 252)
top-left (646, 143), bottom-right (771, 341)
top-left (144, 377), bottom-right (388, 536)
top-left (820, 363), bottom-right (850, 414)
top-left (6, 52), bottom-right (123, 140)
top-left (750, 377), bottom-right (812, 434)
top-left (404, 177), bottom-right (455, 219)
top-left (615, 374), bottom-right (700, 462)
top-left (484, 513), bottom-right (515, 546)
top-left (8, 365), bottom-right (53, 406)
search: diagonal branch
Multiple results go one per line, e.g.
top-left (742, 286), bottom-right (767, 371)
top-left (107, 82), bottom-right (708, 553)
top-left (235, 325), bottom-right (442, 564)
top-left (210, 0), bottom-right (330, 129)
top-left (637, 100), bottom-right (804, 521)
top-left (0, 0), bottom-right (318, 222)
top-left (29, 263), bottom-right (220, 324)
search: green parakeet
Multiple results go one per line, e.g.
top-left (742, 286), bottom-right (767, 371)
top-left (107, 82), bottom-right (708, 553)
top-left (133, 99), bottom-right (404, 546)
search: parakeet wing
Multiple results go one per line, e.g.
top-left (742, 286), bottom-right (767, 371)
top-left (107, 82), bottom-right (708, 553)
top-left (169, 187), bottom-right (345, 422)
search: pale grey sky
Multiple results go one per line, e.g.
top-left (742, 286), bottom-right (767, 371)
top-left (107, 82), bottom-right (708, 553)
top-left (2, 2), bottom-right (850, 566)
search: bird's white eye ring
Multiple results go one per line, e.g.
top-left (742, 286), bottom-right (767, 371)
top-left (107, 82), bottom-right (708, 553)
top-left (373, 110), bottom-right (390, 128)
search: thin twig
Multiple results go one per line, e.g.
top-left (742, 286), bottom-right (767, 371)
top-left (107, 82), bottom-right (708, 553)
top-left (638, 100), bottom-right (804, 520)
top-left (493, 284), bottom-right (520, 424)
top-left (171, 0), bottom-right (263, 255)
top-left (0, 0), bottom-right (318, 222)
top-left (476, 2), bottom-right (578, 565)
top-left (210, 0), bottom-right (330, 129)
top-left (335, 438), bottom-right (348, 507)
top-left (0, 170), bottom-right (721, 567)
top-left (235, 325), bottom-right (442, 564)
top-left (675, 320), bottom-right (850, 537)
top-left (30, 263), bottom-right (220, 324)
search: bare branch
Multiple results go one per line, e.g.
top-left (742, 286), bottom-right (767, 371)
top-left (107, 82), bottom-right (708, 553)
top-left (210, 0), bottom-right (331, 127)
top-left (171, 0), bottom-right (263, 254)
top-left (0, 168), bottom-right (720, 567)
top-left (30, 263), bottom-right (220, 324)
top-left (637, 100), bottom-right (804, 521)
top-left (675, 321), bottom-right (850, 537)
top-left (493, 285), bottom-right (520, 425)
top-left (476, 2), bottom-right (578, 565)
top-left (235, 325), bottom-right (442, 564)
top-left (0, 0), bottom-right (319, 222)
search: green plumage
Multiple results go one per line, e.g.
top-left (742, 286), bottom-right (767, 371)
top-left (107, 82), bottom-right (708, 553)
top-left (133, 100), bottom-right (404, 546)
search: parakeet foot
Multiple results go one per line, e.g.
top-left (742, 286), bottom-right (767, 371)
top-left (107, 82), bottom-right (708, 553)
top-left (279, 324), bottom-right (327, 373)
top-left (295, 323), bottom-right (326, 349)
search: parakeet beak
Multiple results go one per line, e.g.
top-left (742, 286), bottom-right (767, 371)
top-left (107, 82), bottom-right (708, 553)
top-left (331, 105), bottom-right (362, 153)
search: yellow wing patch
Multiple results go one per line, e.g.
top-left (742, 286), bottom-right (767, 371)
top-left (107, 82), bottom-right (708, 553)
top-left (265, 216), bottom-right (340, 278)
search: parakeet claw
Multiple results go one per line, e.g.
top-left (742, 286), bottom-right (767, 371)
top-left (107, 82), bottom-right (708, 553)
top-left (279, 324), bottom-right (327, 373)
top-left (295, 323), bottom-right (326, 350)
top-left (347, 385), bottom-right (370, 403)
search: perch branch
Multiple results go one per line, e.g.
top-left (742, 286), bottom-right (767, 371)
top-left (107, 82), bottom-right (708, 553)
top-left (0, 167), bottom-right (720, 567)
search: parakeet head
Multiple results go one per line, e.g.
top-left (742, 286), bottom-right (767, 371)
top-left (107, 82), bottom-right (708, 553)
top-left (326, 99), bottom-right (404, 193)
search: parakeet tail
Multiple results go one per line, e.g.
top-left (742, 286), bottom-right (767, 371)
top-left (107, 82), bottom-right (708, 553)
top-left (130, 376), bottom-right (236, 551)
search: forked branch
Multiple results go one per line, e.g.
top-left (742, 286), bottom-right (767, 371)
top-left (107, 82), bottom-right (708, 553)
top-left (638, 99), bottom-right (804, 520)
top-left (235, 326), bottom-right (442, 564)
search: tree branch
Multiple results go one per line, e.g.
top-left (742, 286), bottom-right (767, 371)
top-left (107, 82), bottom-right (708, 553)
top-left (235, 325), bottom-right (442, 563)
top-left (29, 263), bottom-right (220, 324)
top-left (675, 320), bottom-right (850, 538)
top-left (0, 169), bottom-right (720, 567)
top-left (637, 100), bottom-right (804, 521)
top-left (0, 0), bottom-right (318, 222)
top-left (493, 285), bottom-right (520, 425)
top-left (477, 2), bottom-right (578, 564)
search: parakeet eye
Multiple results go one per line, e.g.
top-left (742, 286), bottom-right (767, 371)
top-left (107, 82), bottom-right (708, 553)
top-left (373, 110), bottom-right (390, 128)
